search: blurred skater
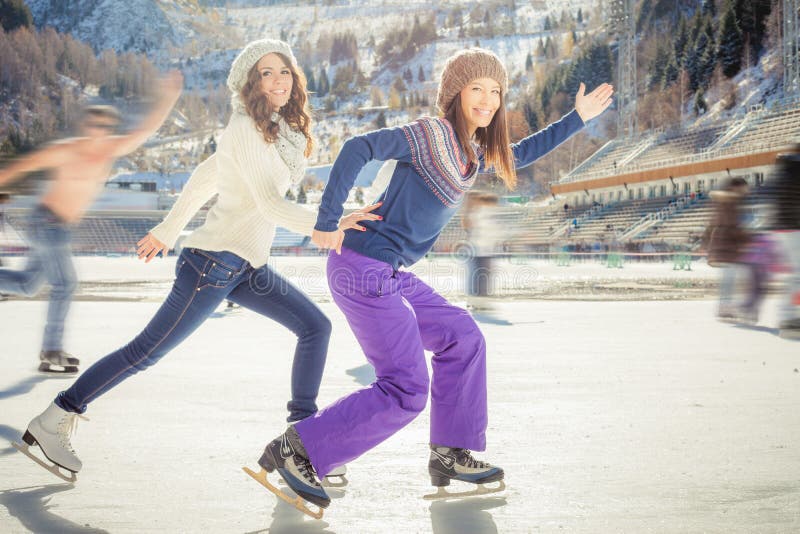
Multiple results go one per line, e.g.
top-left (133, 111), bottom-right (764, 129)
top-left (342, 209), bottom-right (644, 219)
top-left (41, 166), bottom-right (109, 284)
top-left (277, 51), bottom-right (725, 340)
top-left (0, 72), bottom-right (183, 373)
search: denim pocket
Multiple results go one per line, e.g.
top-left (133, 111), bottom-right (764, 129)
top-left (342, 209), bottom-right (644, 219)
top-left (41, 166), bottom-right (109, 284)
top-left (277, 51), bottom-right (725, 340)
top-left (190, 248), bottom-right (245, 272)
top-left (199, 261), bottom-right (237, 289)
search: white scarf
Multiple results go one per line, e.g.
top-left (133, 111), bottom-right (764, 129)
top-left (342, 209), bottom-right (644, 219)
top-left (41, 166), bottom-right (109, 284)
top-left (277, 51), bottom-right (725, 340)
top-left (232, 96), bottom-right (307, 183)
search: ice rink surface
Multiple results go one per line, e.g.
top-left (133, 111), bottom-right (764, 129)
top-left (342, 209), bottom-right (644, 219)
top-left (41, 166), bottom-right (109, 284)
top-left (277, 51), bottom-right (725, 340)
top-left (0, 257), bottom-right (798, 533)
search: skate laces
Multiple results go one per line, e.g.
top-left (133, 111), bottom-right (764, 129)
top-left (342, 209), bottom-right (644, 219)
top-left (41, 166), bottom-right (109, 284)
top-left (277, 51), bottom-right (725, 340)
top-left (57, 413), bottom-right (88, 452)
top-left (454, 448), bottom-right (489, 469)
top-left (294, 455), bottom-right (320, 487)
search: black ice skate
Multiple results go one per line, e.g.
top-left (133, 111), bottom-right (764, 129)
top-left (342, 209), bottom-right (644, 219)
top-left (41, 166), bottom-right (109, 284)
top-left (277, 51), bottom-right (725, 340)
top-left (779, 318), bottom-right (800, 339)
top-left (424, 445), bottom-right (505, 500)
top-left (39, 350), bottom-right (79, 374)
top-left (242, 429), bottom-right (330, 519)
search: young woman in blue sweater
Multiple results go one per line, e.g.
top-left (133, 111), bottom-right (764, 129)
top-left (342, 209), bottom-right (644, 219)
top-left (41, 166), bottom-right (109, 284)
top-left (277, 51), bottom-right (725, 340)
top-left (251, 48), bottom-right (613, 510)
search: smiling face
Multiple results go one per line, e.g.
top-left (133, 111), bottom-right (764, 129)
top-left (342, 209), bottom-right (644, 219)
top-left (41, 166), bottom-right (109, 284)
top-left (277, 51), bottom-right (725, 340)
top-left (256, 53), bottom-right (293, 109)
top-left (459, 77), bottom-right (502, 136)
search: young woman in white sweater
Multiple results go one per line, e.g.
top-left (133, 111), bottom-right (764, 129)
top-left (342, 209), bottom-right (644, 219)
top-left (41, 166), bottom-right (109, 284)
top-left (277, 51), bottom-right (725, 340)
top-left (17, 39), bottom-right (378, 481)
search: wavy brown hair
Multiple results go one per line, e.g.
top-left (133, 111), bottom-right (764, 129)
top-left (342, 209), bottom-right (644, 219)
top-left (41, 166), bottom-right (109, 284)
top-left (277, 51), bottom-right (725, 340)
top-left (239, 52), bottom-right (314, 157)
top-left (444, 93), bottom-right (517, 190)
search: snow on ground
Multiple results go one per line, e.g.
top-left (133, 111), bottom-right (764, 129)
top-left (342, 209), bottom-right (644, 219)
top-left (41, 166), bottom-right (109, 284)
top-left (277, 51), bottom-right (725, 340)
top-left (0, 256), bottom-right (798, 533)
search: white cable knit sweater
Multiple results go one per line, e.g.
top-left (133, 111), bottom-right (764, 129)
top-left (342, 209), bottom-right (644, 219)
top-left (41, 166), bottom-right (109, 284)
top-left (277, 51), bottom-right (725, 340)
top-left (149, 112), bottom-right (317, 268)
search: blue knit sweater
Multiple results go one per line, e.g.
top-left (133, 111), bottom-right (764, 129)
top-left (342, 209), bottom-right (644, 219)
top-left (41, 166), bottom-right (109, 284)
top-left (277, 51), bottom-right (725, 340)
top-left (315, 109), bottom-right (585, 269)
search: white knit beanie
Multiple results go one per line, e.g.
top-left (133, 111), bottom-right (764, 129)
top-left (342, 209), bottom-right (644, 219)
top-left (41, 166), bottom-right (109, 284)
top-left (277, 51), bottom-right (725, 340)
top-left (226, 39), bottom-right (297, 96)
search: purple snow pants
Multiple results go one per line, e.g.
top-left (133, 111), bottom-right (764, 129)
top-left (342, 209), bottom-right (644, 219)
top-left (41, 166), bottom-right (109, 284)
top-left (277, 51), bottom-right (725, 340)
top-left (294, 248), bottom-right (488, 478)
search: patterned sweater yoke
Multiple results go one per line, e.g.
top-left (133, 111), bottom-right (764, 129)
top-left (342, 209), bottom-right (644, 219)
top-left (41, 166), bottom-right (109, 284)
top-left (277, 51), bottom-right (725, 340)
top-left (401, 117), bottom-right (478, 207)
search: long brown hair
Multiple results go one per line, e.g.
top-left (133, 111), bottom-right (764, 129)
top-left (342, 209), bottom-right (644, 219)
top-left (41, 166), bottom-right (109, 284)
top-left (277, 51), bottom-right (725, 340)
top-left (239, 52), bottom-right (314, 157)
top-left (444, 93), bottom-right (516, 190)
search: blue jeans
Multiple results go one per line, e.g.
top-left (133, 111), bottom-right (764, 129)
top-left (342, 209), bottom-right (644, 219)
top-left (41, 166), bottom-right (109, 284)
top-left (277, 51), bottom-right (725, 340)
top-left (0, 204), bottom-right (77, 352)
top-left (56, 248), bottom-right (331, 422)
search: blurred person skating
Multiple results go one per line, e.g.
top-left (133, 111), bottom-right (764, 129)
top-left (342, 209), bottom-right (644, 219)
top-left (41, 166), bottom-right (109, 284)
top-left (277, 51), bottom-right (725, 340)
top-left (770, 147), bottom-right (800, 338)
top-left (16, 40), bottom-right (378, 488)
top-left (703, 177), bottom-right (750, 322)
top-left (251, 48), bottom-right (613, 515)
top-left (462, 191), bottom-right (500, 312)
top-left (737, 232), bottom-right (779, 325)
top-left (0, 73), bottom-right (183, 373)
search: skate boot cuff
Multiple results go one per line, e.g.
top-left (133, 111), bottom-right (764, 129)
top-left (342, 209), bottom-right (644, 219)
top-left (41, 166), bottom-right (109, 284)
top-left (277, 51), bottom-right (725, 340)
top-left (286, 426), bottom-right (310, 459)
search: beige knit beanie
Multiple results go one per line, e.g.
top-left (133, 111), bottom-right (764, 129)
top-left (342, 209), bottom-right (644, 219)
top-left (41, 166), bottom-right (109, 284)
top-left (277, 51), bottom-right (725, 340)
top-left (226, 39), bottom-right (297, 95)
top-left (436, 48), bottom-right (508, 114)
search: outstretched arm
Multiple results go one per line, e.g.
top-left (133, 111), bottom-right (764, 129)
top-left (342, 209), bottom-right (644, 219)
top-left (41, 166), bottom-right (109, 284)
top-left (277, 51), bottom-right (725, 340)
top-left (504, 82), bottom-right (613, 170)
top-left (0, 142), bottom-right (71, 186)
top-left (109, 71), bottom-right (183, 158)
top-left (138, 154), bottom-right (220, 262)
top-left (312, 125), bottom-right (412, 253)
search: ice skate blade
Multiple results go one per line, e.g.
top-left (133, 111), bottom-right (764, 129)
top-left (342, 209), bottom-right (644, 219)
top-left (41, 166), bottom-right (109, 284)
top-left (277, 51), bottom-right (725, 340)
top-left (423, 480), bottom-right (505, 500)
top-left (37, 362), bottom-right (78, 375)
top-left (242, 466), bottom-right (324, 520)
top-left (12, 441), bottom-right (77, 483)
top-left (321, 474), bottom-right (348, 488)
top-left (279, 476), bottom-right (347, 493)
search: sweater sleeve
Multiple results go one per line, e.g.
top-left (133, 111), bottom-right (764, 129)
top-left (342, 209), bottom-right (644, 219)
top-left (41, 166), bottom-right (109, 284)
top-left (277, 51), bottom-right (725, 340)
top-left (481, 109), bottom-right (585, 172)
top-left (149, 154), bottom-right (218, 248)
top-left (224, 116), bottom-right (317, 236)
top-left (315, 125), bottom-right (412, 232)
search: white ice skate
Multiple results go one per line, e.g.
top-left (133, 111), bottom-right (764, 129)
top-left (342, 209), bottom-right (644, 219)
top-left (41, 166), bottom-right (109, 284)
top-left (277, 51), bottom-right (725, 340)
top-left (423, 446), bottom-right (505, 500)
top-left (13, 402), bottom-right (85, 482)
top-left (322, 464), bottom-right (348, 487)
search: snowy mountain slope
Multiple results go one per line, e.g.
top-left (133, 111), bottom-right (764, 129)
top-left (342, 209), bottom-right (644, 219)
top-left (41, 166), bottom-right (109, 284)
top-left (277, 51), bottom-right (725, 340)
top-left (26, 0), bottom-right (182, 55)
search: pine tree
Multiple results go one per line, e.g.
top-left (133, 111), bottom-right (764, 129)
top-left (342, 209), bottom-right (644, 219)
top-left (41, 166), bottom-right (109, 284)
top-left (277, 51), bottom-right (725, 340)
top-left (417, 65), bottom-right (425, 82)
top-left (717, 1), bottom-right (743, 78)
top-left (523, 101), bottom-right (538, 132)
top-left (699, 45), bottom-right (716, 90)
top-left (674, 16), bottom-right (689, 68)
top-left (698, 17), bottom-right (717, 88)
top-left (297, 186), bottom-right (307, 204)
top-left (392, 76), bottom-right (407, 93)
top-left (648, 43), bottom-right (669, 90)
top-left (543, 16), bottom-right (551, 32)
top-left (535, 39), bottom-right (545, 58)
top-left (525, 51), bottom-right (533, 71)
top-left (694, 89), bottom-right (708, 115)
top-left (662, 55), bottom-right (679, 89)
top-left (0, 0), bottom-right (32, 31)
top-left (734, 0), bottom-right (772, 65)
top-left (317, 67), bottom-right (329, 96)
top-left (577, 8), bottom-right (583, 24)
top-left (304, 66), bottom-right (316, 92)
top-left (686, 33), bottom-right (704, 91)
top-left (375, 110), bottom-right (387, 128)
